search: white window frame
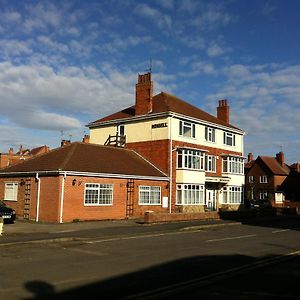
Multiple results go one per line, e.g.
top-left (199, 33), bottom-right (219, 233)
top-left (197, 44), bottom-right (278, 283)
top-left (259, 191), bottom-right (268, 200)
top-left (222, 156), bottom-right (244, 174)
top-left (222, 186), bottom-right (243, 204)
top-left (260, 176), bottom-right (268, 183)
top-left (176, 184), bottom-right (205, 205)
top-left (248, 176), bottom-right (254, 183)
top-left (205, 155), bottom-right (216, 172)
top-left (84, 183), bottom-right (113, 206)
top-left (4, 182), bottom-right (18, 201)
top-left (223, 132), bottom-right (236, 146)
top-left (179, 120), bottom-right (196, 138)
top-left (139, 186), bottom-right (161, 205)
top-left (177, 149), bottom-right (205, 170)
top-left (117, 124), bottom-right (125, 136)
top-left (205, 126), bottom-right (215, 143)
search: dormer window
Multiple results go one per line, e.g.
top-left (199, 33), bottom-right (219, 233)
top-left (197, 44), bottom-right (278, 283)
top-left (179, 121), bottom-right (195, 138)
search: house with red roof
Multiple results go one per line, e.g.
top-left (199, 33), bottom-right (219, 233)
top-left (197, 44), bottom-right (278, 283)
top-left (88, 72), bottom-right (246, 214)
top-left (244, 151), bottom-right (298, 206)
top-left (0, 142), bottom-right (168, 223)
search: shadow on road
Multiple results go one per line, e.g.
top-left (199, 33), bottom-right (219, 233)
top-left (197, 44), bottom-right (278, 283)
top-left (23, 252), bottom-right (300, 300)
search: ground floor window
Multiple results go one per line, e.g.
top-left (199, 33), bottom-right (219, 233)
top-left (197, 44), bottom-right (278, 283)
top-left (176, 184), bottom-right (205, 205)
top-left (259, 191), bottom-right (268, 200)
top-left (4, 182), bottom-right (18, 201)
top-left (139, 186), bottom-right (161, 205)
top-left (84, 183), bottom-right (113, 206)
top-left (222, 186), bottom-right (243, 204)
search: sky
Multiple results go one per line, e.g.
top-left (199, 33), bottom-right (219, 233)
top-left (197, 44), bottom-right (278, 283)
top-left (0, 0), bottom-right (299, 163)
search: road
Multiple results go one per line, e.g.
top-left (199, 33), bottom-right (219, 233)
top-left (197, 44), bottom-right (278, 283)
top-left (1, 217), bottom-right (300, 299)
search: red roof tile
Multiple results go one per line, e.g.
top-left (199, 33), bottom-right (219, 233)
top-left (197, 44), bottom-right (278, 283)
top-left (0, 142), bottom-right (167, 178)
top-left (89, 92), bottom-right (241, 130)
top-left (259, 156), bottom-right (290, 175)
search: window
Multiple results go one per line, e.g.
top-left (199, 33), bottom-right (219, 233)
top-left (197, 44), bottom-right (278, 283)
top-left (84, 183), bottom-right (113, 206)
top-left (176, 184), bottom-right (204, 205)
top-left (260, 192), bottom-right (268, 200)
top-left (222, 186), bottom-right (243, 204)
top-left (223, 132), bottom-right (236, 146)
top-left (179, 120), bottom-right (195, 138)
top-left (260, 176), bottom-right (268, 183)
top-left (205, 126), bottom-right (215, 142)
top-left (177, 149), bottom-right (205, 170)
top-left (4, 183), bottom-right (18, 201)
top-left (139, 186), bottom-right (161, 205)
top-left (205, 155), bottom-right (216, 172)
top-left (117, 125), bottom-right (125, 136)
top-left (248, 176), bottom-right (254, 183)
top-left (222, 156), bottom-right (244, 174)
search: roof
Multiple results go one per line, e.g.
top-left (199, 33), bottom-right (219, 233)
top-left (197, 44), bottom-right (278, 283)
top-left (0, 142), bottom-right (167, 179)
top-left (258, 156), bottom-right (290, 175)
top-left (89, 92), bottom-right (241, 131)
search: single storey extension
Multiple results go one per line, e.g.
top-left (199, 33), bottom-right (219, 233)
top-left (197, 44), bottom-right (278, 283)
top-left (0, 142), bottom-right (169, 223)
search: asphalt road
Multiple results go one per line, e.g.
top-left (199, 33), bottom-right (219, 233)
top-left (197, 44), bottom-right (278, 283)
top-left (1, 217), bottom-right (300, 300)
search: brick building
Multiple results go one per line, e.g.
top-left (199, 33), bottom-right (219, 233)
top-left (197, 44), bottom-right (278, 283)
top-left (88, 72), bottom-right (246, 213)
top-left (245, 152), bottom-right (300, 206)
top-left (0, 145), bottom-right (50, 169)
top-left (0, 142), bottom-right (168, 223)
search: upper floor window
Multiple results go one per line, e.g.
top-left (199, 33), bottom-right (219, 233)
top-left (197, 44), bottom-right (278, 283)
top-left (177, 149), bottom-right (205, 170)
top-left (260, 176), bottom-right (268, 183)
top-left (117, 124), bottom-right (125, 136)
top-left (205, 126), bottom-right (215, 142)
top-left (248, 176), bottom-right (254, 183)
top-left (4, 182), bottom-right (18, 201)
top-left (223, 132), bottom-right (236, 146)
top-left (179, 120), bottom-right (195, 138)
top-left (205, 155), bottom-right (216, 172)
top-left (223, 156), bottom-right (244, 174)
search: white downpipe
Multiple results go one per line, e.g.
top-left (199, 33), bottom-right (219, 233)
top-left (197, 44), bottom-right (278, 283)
top-left (35, 173), bottom-right (41, 222)
top-left (169, 117), bottom-right (173, 214)
top-left (59, 172), bottom-right (67, 224)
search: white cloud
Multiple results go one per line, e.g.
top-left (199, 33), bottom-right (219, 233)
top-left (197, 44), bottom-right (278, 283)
top-left (206, 43), bottom-right (224, 57)
top-left (0, 62), bottom-right (137, 132)
top-left (134, 4), bottom-right (172, 31)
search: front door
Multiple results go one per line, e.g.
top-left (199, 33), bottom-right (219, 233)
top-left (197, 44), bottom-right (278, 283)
top-left (206, 189), bottom-right (217, 211)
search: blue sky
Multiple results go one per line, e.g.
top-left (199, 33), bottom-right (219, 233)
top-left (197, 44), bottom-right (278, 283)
top-left (0, 0), bottom-right (299, 163)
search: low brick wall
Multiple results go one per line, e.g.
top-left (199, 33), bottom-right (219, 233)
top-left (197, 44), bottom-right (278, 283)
top-left (143, 211), bottom-right (220, 224)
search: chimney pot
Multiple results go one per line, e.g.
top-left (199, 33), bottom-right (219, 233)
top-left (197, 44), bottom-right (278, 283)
top-left (276, 151), bottom-right (285, 167)
top-left (248, 152), bottom-right (254, 162)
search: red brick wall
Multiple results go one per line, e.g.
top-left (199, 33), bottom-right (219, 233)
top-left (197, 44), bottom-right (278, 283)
top-left (0, 174), bottom-right (169, 223)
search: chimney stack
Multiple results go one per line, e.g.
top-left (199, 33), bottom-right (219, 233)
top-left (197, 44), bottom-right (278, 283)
top-left (8, 147), bottom-right (14, 155)
top-left (276, 151), bottom-right (285, 167)
top-left (82, 135), bottom-right (90, 143)
top-left (247, 152), bottom-right (254, 162)
top-left (19, 144), bottom-right (24, 154)
top-left (135, 72), bottom-right (153, 116)
top-left (61, 140), bottom-right (71, 147)
top-left (217, 99), bottom-right (230, 124)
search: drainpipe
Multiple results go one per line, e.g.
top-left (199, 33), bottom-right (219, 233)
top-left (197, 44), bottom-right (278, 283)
top-left (169, 116), bottom-right (173, 214)
top-left (59, 172), bottom-right (67, 224)
top-left (35, 173), bottom-right (40, 222)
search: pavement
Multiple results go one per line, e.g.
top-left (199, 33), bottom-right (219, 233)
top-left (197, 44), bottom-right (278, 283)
top-left (0, 217), bottom-right (241, 246)
top-left (1, 213), bottom-right (299, 246)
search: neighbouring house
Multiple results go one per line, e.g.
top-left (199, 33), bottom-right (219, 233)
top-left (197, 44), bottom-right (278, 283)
top-left (88, 72), bottom-right (246, 213)
top-left (244, 151), bottom-right (292, 205)
top-left (0, 145), bottom-right (50, 169)
top-left (0, 142), bottom-right (168, 223)
top-left (279, 163), bottom-right (300, 205)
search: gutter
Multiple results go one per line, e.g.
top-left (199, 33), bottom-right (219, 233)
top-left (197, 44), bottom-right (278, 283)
top-left (35, 173), bottom-right (41, 222)
top-left (59, 172), bottom-right (66, 224)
